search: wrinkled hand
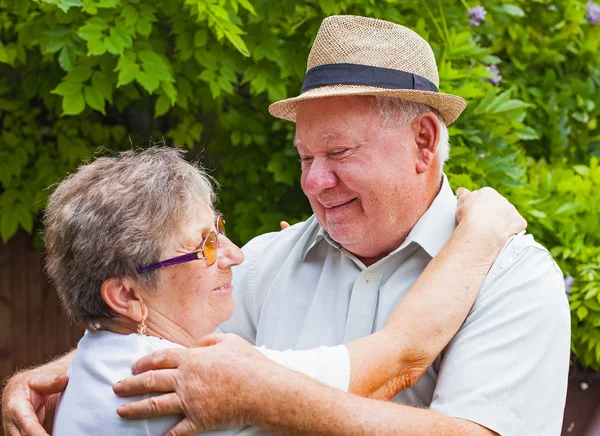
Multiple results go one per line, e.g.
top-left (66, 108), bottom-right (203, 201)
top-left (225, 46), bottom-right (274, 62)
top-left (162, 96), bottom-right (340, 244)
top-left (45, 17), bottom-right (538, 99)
top-left (113, 333), bottom-right (278, 436)
top-left (2, 371), bottom-right (68, 436)
top-left (456, 187), bottom-right (527, 244)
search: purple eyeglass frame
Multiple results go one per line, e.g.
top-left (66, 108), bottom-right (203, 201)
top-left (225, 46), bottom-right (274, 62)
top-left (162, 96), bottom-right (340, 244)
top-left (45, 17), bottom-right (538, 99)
top-left (136, 214), bottom-right (225, 274)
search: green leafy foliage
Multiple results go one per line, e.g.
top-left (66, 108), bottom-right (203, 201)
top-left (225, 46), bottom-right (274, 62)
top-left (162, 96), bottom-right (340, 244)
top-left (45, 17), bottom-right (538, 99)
top-left (519, 157), bottom-right (600, 371)
top-left (1, 0), bottom-right (599, 368)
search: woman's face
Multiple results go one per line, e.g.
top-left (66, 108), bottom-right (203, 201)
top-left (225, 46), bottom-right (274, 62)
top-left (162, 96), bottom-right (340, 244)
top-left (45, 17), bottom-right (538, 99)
top-left (142, 203), bottom-right (244, 345)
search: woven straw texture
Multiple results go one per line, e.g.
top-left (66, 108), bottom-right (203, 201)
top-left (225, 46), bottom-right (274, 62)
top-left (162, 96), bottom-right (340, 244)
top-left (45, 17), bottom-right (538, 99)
top-left (269, 15), bottom-right (467, 125)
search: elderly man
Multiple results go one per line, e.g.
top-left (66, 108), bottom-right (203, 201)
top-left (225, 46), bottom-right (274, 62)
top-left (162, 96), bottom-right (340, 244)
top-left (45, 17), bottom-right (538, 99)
top-left (3, 15), bottom-right (569, 436)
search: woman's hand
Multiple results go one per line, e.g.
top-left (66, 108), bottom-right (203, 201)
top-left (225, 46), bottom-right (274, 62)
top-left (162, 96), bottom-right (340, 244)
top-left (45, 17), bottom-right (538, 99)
top-left (456, 187), bottom-right (527, 247)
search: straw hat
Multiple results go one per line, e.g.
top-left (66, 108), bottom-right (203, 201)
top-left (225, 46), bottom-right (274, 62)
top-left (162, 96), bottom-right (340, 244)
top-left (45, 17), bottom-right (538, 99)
top-left (269, 15), bottom-right (466, 125)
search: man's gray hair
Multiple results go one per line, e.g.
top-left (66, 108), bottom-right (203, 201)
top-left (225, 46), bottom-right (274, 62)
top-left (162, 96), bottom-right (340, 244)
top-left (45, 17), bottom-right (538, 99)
top-left (374, 96), bottom-right (450, 166)
top-left (44, 147), bottom-right (216, 330)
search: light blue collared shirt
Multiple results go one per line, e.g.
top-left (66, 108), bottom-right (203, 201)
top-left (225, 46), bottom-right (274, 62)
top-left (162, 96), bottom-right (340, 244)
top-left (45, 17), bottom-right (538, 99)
top-left (221, 176), bottom-right (570, 436)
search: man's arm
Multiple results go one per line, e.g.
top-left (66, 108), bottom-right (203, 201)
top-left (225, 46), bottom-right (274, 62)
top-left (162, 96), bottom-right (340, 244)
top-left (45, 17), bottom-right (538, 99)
top-left (113, 335), bottom-right (494, 435)
top-left (251, 362), bottom-right (494, 436)
top-left (2, 350), bottom-right (74, 436)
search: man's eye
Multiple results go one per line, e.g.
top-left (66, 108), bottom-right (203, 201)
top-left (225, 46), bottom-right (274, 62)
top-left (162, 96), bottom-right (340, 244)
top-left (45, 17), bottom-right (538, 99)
top-left (299, 156), bottom-right (313, 163)
top-left (330, 150), bottom-right (348, 158)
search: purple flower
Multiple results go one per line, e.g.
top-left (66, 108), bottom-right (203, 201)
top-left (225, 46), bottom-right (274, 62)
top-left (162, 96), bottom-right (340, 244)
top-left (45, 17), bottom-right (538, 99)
top-left (468, 6), bottom-right (487, 26)
top-left (485, 64), bottom-right (503, 85)
top-left (564, 276), bottom-right (574, 296)
top-left (586, 1), bottom-right (600, 25)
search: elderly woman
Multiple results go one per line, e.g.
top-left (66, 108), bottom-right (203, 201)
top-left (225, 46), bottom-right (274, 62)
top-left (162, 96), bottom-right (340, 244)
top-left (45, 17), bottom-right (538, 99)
top-left (39, 147), bottom-right (524, 435)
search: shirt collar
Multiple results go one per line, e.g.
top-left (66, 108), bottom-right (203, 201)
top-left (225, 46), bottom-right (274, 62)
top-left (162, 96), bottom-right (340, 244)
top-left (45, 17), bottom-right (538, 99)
top-left (302, 174), bottom-right (457, 260)
top-left (399, 174), bottom-right (457, 258)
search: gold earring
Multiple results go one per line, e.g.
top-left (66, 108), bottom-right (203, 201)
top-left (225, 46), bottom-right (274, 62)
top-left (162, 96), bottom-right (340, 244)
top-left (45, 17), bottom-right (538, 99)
top-left (137, 319), bottom-right (147, 335)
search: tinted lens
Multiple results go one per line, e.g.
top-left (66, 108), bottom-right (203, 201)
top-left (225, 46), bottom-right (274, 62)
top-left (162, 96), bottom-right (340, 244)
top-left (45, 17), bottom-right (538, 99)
top-left (217, 215), bottom-right (226, 236)
top-left (203, 231), bottom-right (218, 266)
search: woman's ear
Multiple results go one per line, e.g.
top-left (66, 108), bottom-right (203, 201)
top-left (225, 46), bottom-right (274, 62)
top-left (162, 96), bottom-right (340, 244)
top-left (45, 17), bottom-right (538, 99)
top-left (412, 112), bottom-right (440, 175)
top-left (101, 277), bottom-right (147, 323)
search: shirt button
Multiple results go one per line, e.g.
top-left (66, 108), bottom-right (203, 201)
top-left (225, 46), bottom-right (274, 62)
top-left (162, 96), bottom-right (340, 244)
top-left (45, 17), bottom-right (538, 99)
top-left (365, 273), bottom-right (374, 282)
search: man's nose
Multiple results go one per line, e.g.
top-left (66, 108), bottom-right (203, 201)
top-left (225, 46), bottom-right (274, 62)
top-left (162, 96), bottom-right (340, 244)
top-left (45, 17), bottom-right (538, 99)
top-left (217, 235), bottom-right (244, 268)
top-left (302, 158), bottom-right (338, 195)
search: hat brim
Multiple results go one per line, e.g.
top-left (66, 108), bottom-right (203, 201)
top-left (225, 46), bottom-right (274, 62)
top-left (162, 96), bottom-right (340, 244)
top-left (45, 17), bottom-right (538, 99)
top-left (269, 85), bottom-right (467, 126)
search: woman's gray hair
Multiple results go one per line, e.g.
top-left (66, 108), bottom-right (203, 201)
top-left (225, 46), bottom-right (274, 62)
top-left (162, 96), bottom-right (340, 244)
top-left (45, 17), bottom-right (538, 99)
top-left (374, 96), bottom-right (450, 166)
top-left (44, 147), bottom-right (216, 330)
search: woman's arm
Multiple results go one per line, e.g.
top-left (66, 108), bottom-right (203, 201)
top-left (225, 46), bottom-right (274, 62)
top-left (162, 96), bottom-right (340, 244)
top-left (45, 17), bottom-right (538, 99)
top-left (345, 187), bottom-right (526, 398)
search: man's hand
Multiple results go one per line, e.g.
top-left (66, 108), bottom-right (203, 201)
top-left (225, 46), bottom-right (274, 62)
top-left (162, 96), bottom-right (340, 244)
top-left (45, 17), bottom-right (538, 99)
top-left (2, 371), bottom-right (68, 436)
top-left (113, 333), bottom-right (278, 435)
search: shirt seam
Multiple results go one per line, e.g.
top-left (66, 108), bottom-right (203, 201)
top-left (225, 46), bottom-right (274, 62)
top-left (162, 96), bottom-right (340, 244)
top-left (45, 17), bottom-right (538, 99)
top-left (433, 392), bottom-right (541, 435)
top-left (484, 242), bottom-right (561, 286)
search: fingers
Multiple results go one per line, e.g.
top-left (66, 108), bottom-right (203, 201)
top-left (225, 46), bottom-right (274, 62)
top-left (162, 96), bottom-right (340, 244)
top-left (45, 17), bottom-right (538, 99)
top-left (131, 348), bottom-right (183, 375)
top-left (113, 369), bottom-right (178, 397)
top-left (117, 392), bottom-right (183, 419)
top-left (165, 418), bottom-right (200, 436)
top-left (280, 221), bottom-right (290, 230)
top-left (28, 374), bottom-right (69, 395)
top-left (18, 415), bottom-right (50, 436)
top-left (455, 187), bottom-right (470, 198)
top-left (196, 333), bottom-right (228, 347)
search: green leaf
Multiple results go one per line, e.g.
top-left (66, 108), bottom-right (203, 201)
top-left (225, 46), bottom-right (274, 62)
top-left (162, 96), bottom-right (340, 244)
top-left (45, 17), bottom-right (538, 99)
top-left (0, 42), bottom-right (7, 63)
top-left (237, 0), bottom-right (256, 15)
top-left (87, 37), bottom-right (106, 56)
top-left (14, 202), bottom-right (32, 233)
top-left (573, 165), bottom-right (590, 177)
top-left (0, 212), bottom-right (19, 243)
top-left (91, 71), bottom-right (113, 104)
top-left (514, 126), bottom-right (539, 141)
top-left (154, 94), bottom-right (170, 118)
top-left (62, 90), bottom-right (86, 116)
top-left (67, 65), bottom-right (93, 82)
top-left (58, 46), bottom-right (73, 71)
top-left (121, 5), bottom-right (138, 27)
top-left (161, 81), bottom-right (178, 104)
top-left (84, 85), bottom-right (105, 114)
top-left (116, 52), bottom-right (139, 87)
top-left (44, 38), bottom-right (67, 54)
top-left (194, 29), bottom-right (208, 47)
top-left (577, 306), bottom-right (589, 321)
top-left (502, 4), bottom-right (525, 17)
top-left (136, 18), bottom-right (152, 36)
top-left (491, 100), bottom-right (532, 114)
top-left (52, 81), bottom-right (83, 96)
top-left (555, 202), bottom-right (579, 215)
top-left (78, 16), bottom-right (108, 40)
top-left (136, 70), bottom-right (160, 93)
top-left (57, 0), bottom-right (83, 13)
top-left (104, 28), bottom-right (126, 55)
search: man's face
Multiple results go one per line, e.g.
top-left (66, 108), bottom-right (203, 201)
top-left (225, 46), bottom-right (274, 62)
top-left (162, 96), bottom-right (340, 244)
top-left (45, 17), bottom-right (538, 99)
top-left (295, 96), bottom-right (425, 260)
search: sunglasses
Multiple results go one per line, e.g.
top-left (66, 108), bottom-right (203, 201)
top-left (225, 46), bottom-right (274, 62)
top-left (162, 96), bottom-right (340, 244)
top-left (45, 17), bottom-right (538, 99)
top-left (136, 214), bottom-right (226, 274)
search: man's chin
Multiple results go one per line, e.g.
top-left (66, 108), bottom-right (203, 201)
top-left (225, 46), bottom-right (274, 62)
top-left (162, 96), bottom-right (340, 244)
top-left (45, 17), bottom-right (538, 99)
top-left (326, 224), bottom-right (365, 248)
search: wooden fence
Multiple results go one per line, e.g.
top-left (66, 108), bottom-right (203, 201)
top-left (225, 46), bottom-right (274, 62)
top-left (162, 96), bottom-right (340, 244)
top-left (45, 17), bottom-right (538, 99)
top-left (0, 231), bottom-right (599, 435)
top-left (0, 231), bottom-right (83, 435)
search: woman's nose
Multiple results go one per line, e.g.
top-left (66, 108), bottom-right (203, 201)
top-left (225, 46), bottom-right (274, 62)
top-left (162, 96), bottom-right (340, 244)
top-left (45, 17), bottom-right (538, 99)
top-left (217, 234), bottom-right (244, 268)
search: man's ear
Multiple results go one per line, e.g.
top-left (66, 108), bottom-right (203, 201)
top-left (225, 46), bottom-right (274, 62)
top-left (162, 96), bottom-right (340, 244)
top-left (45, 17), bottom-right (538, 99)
top-left (101, 277), bottom-right (147, 323)
top-left (412, 112), bottom-right (440, 174)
